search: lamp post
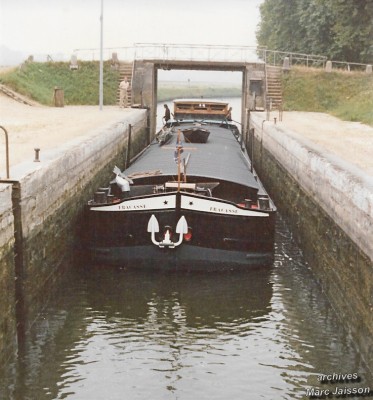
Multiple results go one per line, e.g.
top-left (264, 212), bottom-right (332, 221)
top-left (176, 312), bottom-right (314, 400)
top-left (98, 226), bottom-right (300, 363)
top-left (99, 0), bottom-right (104, 110)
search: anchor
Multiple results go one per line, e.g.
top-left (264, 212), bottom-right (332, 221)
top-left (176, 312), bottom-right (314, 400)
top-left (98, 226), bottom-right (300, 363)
top-left (147, 214), bottom-right (188, 248)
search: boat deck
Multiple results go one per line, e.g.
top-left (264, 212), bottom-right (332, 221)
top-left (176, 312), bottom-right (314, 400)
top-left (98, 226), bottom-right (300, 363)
top-left (125, 121), bottom-right (259, 190)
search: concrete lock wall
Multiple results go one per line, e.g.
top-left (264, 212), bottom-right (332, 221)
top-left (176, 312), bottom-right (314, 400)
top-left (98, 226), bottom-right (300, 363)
top-left (0, 183), bottom-right (16, 364)
top-left (0, 110), bottom-right (148, 364)
top-left (249, 112), bottom-right (373, 368)
top-left (132, 60), bottom-right (157, 137)
top-left (131, 60), bottom-right (267, 140)
top-left (245, 63), bottom-right (266, 111)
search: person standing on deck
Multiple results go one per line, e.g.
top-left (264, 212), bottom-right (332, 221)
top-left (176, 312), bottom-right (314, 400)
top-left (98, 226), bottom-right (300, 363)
top-left (119, 77), bottom-right (130, 108)
top-left (163, 104), bottom-right (171, 124)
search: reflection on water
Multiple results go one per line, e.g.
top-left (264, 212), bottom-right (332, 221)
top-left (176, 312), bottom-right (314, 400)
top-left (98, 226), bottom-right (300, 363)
top-left (1, 216), bottom-right (371, 400)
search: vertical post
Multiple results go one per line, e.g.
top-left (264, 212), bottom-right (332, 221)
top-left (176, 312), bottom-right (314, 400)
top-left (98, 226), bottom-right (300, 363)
top-left (241, 68), bottom-right (247, 132)
top-left (125, 124), bottom-right (132, 169)
top-left (34, 148), bottom-right (40, 162)
top-left (177, 129), bottom-right (182, 192)
top-left (0, 125), bottom-right (10, 179)
top-left (245, 110), bottom-right (250, 150)
top-left (12, 183), bottom-right (26, 355)
top-left (99, 0), bottom-right (104, 110)
top-left (146, 109), bottom-right (151, 145)
top-left (250, 128), bottom-right (255, 173)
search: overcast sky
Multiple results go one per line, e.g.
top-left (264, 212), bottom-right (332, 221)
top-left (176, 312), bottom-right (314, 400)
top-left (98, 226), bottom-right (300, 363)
top-left (0, 0), bottom-right (263, 58)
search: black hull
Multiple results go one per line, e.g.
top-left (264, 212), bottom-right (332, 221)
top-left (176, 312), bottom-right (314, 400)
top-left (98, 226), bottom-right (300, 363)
top-left (87, 103), bottom-right (277, 271)
top-left (90, 244), bottom-right (274, 271)
top-left (87, 192), bottom-right (275, 270)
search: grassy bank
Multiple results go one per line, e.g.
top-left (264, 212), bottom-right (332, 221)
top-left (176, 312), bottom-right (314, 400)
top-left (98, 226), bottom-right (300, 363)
top-left (1, 62), bottom-right (372, 126)
top-left (0, 62), bottom-right (240, 105)
top-left (282, 67), bottom-right (373, 126)
top-left (0, 61), bottom-right (120, 105)
top-left (157, 82), bottom-right (241, 102)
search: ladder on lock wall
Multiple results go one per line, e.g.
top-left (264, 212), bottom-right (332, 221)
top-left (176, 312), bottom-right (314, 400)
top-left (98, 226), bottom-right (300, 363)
top-left (117, 62), bottom-right (133, 106)
top-left (265, 65), bottom-right (283, 112)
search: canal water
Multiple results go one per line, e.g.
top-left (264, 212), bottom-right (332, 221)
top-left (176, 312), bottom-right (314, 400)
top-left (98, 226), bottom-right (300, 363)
top-left (1, 216), bottom-right (372, 400)
top-left (1, 97), bottom-right (372, 398)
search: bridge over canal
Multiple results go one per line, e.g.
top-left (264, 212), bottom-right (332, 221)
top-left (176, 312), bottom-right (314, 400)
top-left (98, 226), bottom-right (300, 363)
top-left (74, 43), bottom-right (331, 135)
top-left (108, 44), bottom-right (284, 136)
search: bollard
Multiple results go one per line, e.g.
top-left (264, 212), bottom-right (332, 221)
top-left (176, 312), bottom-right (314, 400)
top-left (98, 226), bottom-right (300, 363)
top-left (34, 148), bottom-right (40, 162)
top-left (282, 56), bottom-right (290, 71)
top-left (70, 55), bottom-right (79, 70)
top-left (53, 87), bottom-right (64, 107)
top-left (325, 60), bottom-right (332, 73)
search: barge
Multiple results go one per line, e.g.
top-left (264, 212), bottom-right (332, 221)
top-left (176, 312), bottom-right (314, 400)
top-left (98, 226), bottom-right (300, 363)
top-left (86, 99), bottom-right (276, 270)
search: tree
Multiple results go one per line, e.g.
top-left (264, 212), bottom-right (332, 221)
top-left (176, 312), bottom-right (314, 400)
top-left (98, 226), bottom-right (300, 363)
top-left (298, 0), bottom-right (336, 56)
top-left (256, 0), bottom-right (373, 63)
top-left (329, 0), bottom-right (373, 62)
top-left (256, 0), bottom-right (306, 52)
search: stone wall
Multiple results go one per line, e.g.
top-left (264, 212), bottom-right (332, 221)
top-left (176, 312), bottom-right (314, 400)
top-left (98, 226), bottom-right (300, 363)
top-left (0, 183), bottom-right (16, 364)
top-left (0, 110), bottom-right (148, 364)
top-left (249, 112), bottom-right (373, 369)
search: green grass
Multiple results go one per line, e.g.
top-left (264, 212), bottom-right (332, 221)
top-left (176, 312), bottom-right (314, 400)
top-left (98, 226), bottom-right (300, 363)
top-left (282, 67), bottom-right (373, 126)
top-left (157, 83), bottom-right (241, 102)
top-left (0, 61), bottom-right (120, 106)
top-left (1, 62), bottom-right (372, 126)
top-left (0, 62), bottom-right (240, 105)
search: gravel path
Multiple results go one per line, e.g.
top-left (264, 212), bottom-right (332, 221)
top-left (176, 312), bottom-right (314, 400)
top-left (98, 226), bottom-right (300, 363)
top-left (1, 94), bottom-right (372, 178)
top-left (0, 93), bottom-right (132, 177)
top-left (268, 111), bottom-right (373, 176)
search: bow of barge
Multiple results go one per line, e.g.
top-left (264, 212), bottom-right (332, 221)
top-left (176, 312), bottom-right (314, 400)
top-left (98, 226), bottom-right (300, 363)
top-left (86, 99), bottom-right (276, 270)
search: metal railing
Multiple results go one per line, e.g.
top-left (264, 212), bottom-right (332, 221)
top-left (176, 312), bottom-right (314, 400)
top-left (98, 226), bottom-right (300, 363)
top-left (70, 43), bottom-right (370, 71)
top-left (133, 43), bottom-right (266, 63)
top-left (262, 49), bottom-right (327, 68)
top-left (262, 50), bottom-right (371, 71)
top-left (330, 60), bottom-right (371, 72)
top-left (73, 43), bottom-right (266, 63)
top-left (0, 126), bottom-right (10, 179)
top-left (73, 46), bottom-right (137, 62)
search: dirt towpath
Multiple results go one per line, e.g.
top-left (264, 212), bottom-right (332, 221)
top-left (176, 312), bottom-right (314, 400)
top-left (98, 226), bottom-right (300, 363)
top-left (1, 94), bottom-right (372, 177)
top-left (275, 111), bottom-right (373, 176)
top-left (0, 93), bottom-right (132, 178)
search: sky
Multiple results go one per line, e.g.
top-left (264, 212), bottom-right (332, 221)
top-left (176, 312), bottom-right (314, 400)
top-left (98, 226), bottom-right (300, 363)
top-left (0, 0), bottom-right (263, 62)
